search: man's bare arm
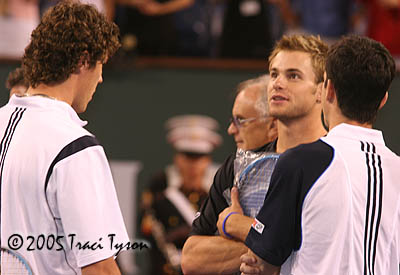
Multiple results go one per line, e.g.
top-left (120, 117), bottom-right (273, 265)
top-left (182, 187), bottom-right (254, 274)
top-left (181, 235), bottom-right (247, 275)
top-left (82, 257), bottom-right (121, 275)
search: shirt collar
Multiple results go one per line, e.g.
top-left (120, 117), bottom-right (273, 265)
top-left (327, 123), bottom-right (385, 145)
top-left (252, 139), bottom-right (277, 153)
top-left (9, 94), bottom-right (88, 127)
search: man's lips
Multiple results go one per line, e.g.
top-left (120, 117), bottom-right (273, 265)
top-left (270, 94), bottom-right (289, 102)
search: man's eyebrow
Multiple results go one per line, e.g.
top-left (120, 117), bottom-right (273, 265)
top-left (270, 68), bottom-right (304, 74)
top-left (286, 68), bottom-right (303, 74)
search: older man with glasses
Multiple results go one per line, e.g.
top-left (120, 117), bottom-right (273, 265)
top-left (228, 75), bottom-right (278, 151)
top-left (181, 74), bottom-right (279, 274)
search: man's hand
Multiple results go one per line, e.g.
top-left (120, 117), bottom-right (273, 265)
top-left (240, 251), bottom-right (261, 275)
top-left (217, 187), bottom-right (243, 238)
top-left (240, 249), bottom-right (281, 275)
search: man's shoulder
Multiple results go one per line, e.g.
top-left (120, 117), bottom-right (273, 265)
top-left (2, 98), bottom-right (95, 154)
top-left (44, 121), bottom-right (95, 155)
top-left (213, 153), bottom-right (235, 189)
top-left (269, 140), bottom-right (335, 204)
top-left (278, 139), bottom-right (334, 172)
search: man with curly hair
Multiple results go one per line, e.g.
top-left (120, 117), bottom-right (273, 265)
top-left (0, 2), bottom-right (128, 275)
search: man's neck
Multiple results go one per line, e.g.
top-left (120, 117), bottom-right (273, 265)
top-left (327, 113), bottom-right (373, 130)
top-left (26, 79), bottom-right (76, 107)
top-left (276, 113), bottom-right (327, 153)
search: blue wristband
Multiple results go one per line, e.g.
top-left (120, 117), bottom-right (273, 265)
top-left (222, 211), bottom-right (239, 239)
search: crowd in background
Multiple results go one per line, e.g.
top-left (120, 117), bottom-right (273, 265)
top-left (0, 0), bottom-right (400, 65)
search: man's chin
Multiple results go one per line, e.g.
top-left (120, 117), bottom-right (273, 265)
top-left (236, 142), bottom-right (245, 149)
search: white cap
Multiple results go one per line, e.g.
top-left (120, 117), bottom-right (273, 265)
top-left (165, 115), bottom-right (222, 154)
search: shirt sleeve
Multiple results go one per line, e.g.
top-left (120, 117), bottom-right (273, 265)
top-left (244, 149), bottom-right (302, 266)
top-left (244, 141), bottom-right (334, 266)
top-left (190, 154), bottom-right (235, 236)
top-left (52, 145), bottom-right (130, 268)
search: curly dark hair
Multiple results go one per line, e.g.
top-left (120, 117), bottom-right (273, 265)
top-left (326, 35), bottom-right (396, 124)
top-left (5, 67), bottom-right (28, 90)
top-left (22, 1), bottom-right (120, 88)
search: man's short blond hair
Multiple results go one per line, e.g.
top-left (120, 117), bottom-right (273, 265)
top-left (268, 35), bottom-right (328, 83)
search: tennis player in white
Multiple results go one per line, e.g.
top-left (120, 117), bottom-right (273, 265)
top-left (0, 2), bottom-right (128, 274)
top-left (241, 36), bottom-right (400, 274)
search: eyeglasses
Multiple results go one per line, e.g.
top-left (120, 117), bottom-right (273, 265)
top-left (229, 116), bottom-right (258, 128)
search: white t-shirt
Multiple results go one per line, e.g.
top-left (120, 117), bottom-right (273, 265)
top-left (0, 95), bottom-right (129, 274)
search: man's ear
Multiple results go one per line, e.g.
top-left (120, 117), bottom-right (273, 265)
top-left (268, 117), bottom-right (277, 131)
top-left (267, 117), bottom-right (278, 141)
top-left (326, 79), bottom-right (336, 103)
top-left (379, 92), bottom-right (388, 110)
top-left (75, 52), bottom-right (90, 74)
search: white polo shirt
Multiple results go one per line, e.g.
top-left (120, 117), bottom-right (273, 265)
top-left (0, 95), bottom-right (129, 274)
top-left (245, 123), bottom-right (400, 274)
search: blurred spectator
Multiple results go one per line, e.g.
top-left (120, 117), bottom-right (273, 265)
top-left (5, 67), bottom-right (29, 98)
top-left (0, 0), bottom-right (39, 59)
top-left (173, 0), bottom-right (211, 56)
top-left (219, 0), bottom-right (273, 58)
top-left (140, 115), bottom-right (222, 275)
top-left (39, 0), bottom-right (114, 19)
top-left (115, 0), bottom-right (194, 56)
top-left (271, 0), bottom-right (355, 44)
top-left (359, 0), bottom-right (400, 63)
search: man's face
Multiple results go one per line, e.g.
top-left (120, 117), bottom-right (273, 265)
top-left (227, 84), bottom-right (275, 150)
top-left (72, 62), bottom-right (103, 113)
top-left (268, 50), bottom-right (320, 121)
